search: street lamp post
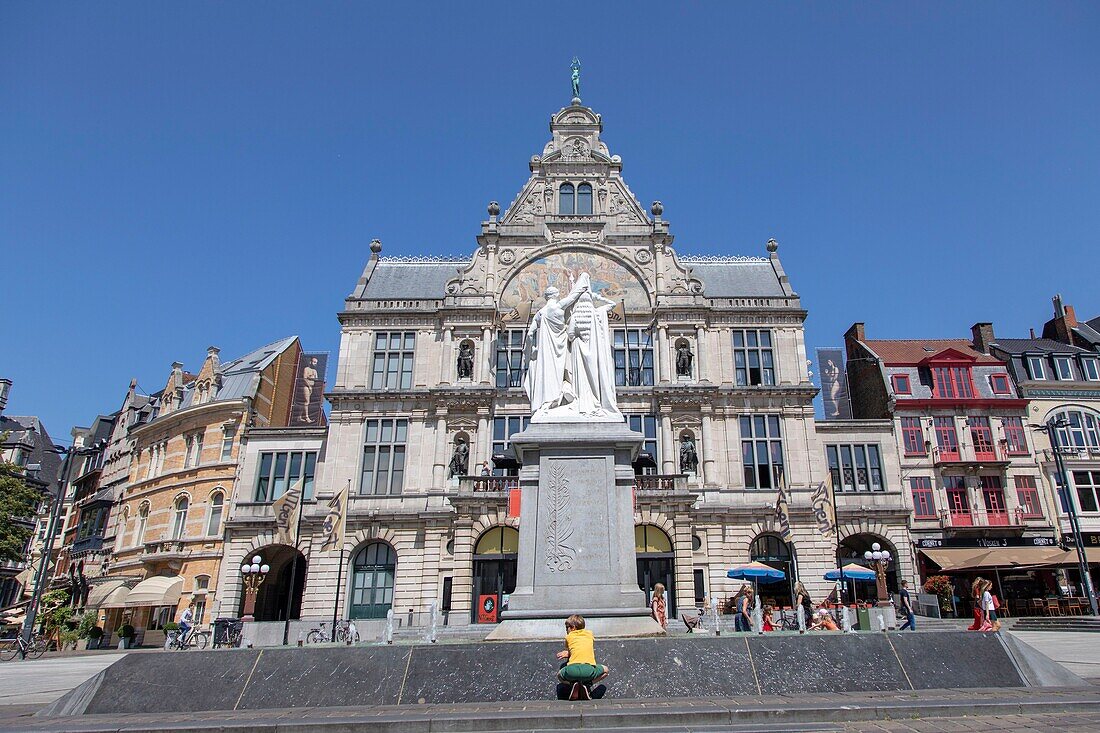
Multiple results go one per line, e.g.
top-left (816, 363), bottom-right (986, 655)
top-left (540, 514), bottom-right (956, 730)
top-left (863, 542), bottom-right (893, 607)
top-left (239, 555), bottom-right (270, 622)
top-left (1036, 418), bottom-right (1098, 616)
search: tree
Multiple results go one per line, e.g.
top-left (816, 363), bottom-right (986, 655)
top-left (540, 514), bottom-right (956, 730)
top-left (0, 460), bottom-right (48, 563)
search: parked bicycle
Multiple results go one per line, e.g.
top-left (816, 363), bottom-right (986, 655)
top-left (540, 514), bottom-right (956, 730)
top-left (306, 620), bottom-right (359, 644)
top-left (0, 634), bottom-right (48, 661)
top-left (168, 627), bottom-right (209, 651)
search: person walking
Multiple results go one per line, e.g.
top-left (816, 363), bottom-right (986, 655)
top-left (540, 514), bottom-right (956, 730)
top-left (734, 585), bottom-right (754, 632)
top-left (978, 579), bottom-right (999, 632)
top-left (650, 583), bottom-right (668, 630)
top-left (898, 579), bottom-right (916, 631)
top-left (968, 577), bottom-right (985, 631)
top-left (794, 581), bottom-right (814, 629)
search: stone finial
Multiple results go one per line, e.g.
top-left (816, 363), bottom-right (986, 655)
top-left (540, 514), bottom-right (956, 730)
top-left (369, 238), bottom-right (383, 254)
top-left (207, 346), bottom-right (221, 358)
top-left (767, 238), bottom-right (779, 253)
top-left (487, 201), bottom-right (500, 217)
top-left (171, 361), bottom-right (184, 371)
top-left (651, 201), bottom-right (663, 217)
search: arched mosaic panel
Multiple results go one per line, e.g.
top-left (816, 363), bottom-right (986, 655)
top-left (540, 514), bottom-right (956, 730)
top-left (500, 250), bottom-right (649, 311)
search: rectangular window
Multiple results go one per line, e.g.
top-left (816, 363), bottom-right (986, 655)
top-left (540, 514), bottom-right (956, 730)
top-left (360, 419), bottom-right (408, 495)
top-left (891, 374), bottom-right (911, 394)
top-left (1054, 356), bottom-right (1073, 380)
top-left (184, 436), bottom-right (195, 469)
top-left (613, 329), bottom-right (654, 387)
top-left (1027, 356), bottom-right (1046, 380)
top-left (254, 451), bottom-right (320, 501)
top-left (733, 330), bottom-right (775, 386)
top-left (693, 568), bottom-right (706, 605)
top-left (491, 415), bottom-right (530, 476)
top-left (1073, 470), bottom-right (1100, 513)
top-left (932, 366), bottom-right (974, 399)
top-left (990, 374), bottom-right (1011, 394)
top-left (969, 417), bottom-right (996, 460)
top-left (945, 475), bottom-right (971, 524)
top-left (910, 476), bottom-right (936, 519)
top-left (370, 332), bottom-right (415, 390)
top-left (1014, 476), bottom-right (1043, 519)
top-left (626, 415), bottom-right (659, 474)
top-left (192, 599), bottom-right (206, 627)
top-left (220, 428), bottom-right (235, 461)
top-left (980, 475), bottom-right (1008, 524)
top-left (740, 414), bottom-right (784, 489)
top-left (1002, 417), bottom-right (1028, 455)
top-left (495, 330), bottom-right (526, 389)
top-left (900, 417), bottom-right (926, 456)
top-left (1082, 358), bottom-right (1100, 382)
top-left (441, 577), bottom-right (453, 612)
top-left (934, 417), bottom-right (959, 460)
top-left (825, 444), bottom-right (885, 492)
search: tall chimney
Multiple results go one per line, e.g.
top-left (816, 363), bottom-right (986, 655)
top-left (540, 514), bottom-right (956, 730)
top-left (971, 323), bottom-right (995, 354)
top-left (0, 378), bottom-right (10, 415)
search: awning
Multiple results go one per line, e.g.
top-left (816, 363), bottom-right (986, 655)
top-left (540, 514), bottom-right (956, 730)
top-left (921, 547), bottom-right (1077, 571)
top-left (123, 576), bottom-right (184, 608)
top-left (87, 578), bottom-right (137, 609)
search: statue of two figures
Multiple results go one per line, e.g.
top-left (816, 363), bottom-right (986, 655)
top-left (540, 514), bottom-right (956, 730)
top-left (523, 272), bottom-right (622, 423)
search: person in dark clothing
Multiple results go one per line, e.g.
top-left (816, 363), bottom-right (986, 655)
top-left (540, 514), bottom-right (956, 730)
top-left (898, 579), bottom-right (916, 631)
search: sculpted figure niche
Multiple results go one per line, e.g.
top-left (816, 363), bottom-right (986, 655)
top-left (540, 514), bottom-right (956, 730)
top-left (523, 273), bottom-right (622, 423)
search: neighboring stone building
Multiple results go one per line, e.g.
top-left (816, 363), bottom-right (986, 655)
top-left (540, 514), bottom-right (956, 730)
top-left (103, 338), bottom-right (305, 641)
top-left (844, 322), bottom-right (1066, 613)
top-left (219, 97), bottom-right (916, 636)
top-left (989, 296), bottom-right (1100, 596)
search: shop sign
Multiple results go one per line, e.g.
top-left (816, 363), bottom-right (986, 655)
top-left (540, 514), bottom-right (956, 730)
top-left (1063, 532), bottom-right (1100, 547)
top-left (477, 594), bottom-right (498, 623)
top-left (915, 536), bottom-right (1057, 549)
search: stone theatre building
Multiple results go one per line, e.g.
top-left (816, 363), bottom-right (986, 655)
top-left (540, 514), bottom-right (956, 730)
top-left (216, 98), bottom-right (916, 628)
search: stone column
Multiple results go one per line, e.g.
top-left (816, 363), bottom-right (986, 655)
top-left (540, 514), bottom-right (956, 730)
top-left (695, 325), bottom-right (708, 383)
top-left (439, 327), bottom-right (454, 385)
top-left (660, 410), bottom-right (675, 474)
top-left (476, 409), bottom-right (490, 468)
top-left (480, 327), bottom-right (493, 385)
top-left (701, 406), bottom-right (715, 486)
top-left (432, 410), bottom-right (448, 487)
top-left (450, 518), bottom-right (476, 619)
top-left (673, 514), bottom-right (696, 614)
top-left (657, 326), bottom-right (670, 383)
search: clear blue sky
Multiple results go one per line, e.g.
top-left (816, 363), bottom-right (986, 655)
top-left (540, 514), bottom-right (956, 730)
top-left (3, 3), bottom-right (1099, 437)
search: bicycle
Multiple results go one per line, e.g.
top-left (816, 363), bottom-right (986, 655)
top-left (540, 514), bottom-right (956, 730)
top-left (0, 634), bottom-right (48, 661)
top-left (168, 627), bottom-right (209, 651)
top-left (306, 620), bottom-right (359, 644)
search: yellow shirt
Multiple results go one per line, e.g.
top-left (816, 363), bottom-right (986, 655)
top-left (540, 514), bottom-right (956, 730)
top-left (565, 628), bottom-right (596, 665)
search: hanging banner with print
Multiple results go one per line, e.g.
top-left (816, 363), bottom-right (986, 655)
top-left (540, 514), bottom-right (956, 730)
top-left (774, 489), bottom-right (794, 543)
top-left (272, 477), bottom-right (303, 546)
top-left (289, 352), bottom-right (328, 427)
top-left (318, 484), bottom-right (348, 553)
top-left (499, 300), bottom-right (533, 327)
top-left (809, 480), bottom-right (837, 537)
top-left (816, 347), bottom-right (853, 420)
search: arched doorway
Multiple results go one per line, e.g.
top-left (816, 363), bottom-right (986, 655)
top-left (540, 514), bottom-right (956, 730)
top-left (750, 533), bottom-right (796, 607)
top-left (635, 524), bottom-right (675, 615)
top-left (839, 534), bottom-right (898, 603)
top-left (240, 545), bottom-right (307, 621)
top-left (349, 542), bottom-right (396, 619)
top-left (472, 526), bottom-right (518, 623)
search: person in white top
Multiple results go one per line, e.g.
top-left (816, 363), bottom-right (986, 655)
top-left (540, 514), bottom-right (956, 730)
top-left (178, 602), bottom-right (196, 643)
top-left (979, 578), bottom-right (998, 631)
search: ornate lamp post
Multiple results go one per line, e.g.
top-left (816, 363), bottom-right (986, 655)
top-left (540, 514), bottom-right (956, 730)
top-left (239, 555), bottom-right (270, 622)
top-left (863, 543), bottom-right (892, 607)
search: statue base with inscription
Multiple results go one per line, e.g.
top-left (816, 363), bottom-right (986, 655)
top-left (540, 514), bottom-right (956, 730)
top-left (486, 421), bottom-right (666, 641)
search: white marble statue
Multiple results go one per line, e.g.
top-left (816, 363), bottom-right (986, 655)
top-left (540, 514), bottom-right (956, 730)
top-left (523, 273), bottom-right (622, 422)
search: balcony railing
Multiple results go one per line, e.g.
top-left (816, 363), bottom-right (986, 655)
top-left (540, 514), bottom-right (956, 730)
top-left (143, 540), bottom-right (187, 559)
top-left (71, 535), bottom-right (105, 555)
top-left (633, 474), bottom-right (688, 492)
top-left (939, 508), bottom-right (1043, 529)
top-left (459, 476), bottom-right (520, 493)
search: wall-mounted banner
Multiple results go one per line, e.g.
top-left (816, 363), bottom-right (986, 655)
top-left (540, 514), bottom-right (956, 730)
top-left (318, 485), bottom-right (347, 553)
top-left (289, 352), bottom-right (328, 427)
top-left (272, 477), bottom-right (303, 546)
top-left (810, 481), bottom-right (837, 537)
top-left (774, 489), bottom-right (793, 543)
top-left (816, 347), bottom-right (853, 420)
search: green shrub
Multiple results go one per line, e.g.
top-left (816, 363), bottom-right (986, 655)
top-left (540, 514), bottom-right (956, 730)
top-left (87, 626), bottom-right (104, 639)
top-left (76, 610), bottom-right (98, 638)
top-left (116, 624), bottom-right (135, 639)
top-left (163, 622), bottom-right (179, 631)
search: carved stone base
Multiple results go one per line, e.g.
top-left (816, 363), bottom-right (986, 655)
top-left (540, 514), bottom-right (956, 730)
top-left (487, 613), bottom-right (665, 641)
top-left (496, 421), bottom-right (660, 639)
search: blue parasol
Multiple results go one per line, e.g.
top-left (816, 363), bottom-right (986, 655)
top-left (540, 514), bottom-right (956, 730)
top-left (824, 563), bottom-right (876, 581)
top-left (727, 561), bottom-right (786, 583)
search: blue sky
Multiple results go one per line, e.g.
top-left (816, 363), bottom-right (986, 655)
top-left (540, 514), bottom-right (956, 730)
top-left (2, 3), bottom-right (1098, 437)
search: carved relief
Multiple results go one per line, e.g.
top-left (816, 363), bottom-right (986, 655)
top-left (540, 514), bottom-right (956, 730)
top-left (562, 137), bottom-right (591, 160)
top-left (544, 463), bottom-right (576, 572)
top-left (499, 249), bottom-right (516, 265)
top-left (510, 189), bottom-right (545, 223)
top-left (634, 248), bottom-right (652, 264)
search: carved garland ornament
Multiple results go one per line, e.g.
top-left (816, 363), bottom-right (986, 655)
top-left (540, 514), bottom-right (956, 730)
top-left (544, 464), bottom-right (577, 572)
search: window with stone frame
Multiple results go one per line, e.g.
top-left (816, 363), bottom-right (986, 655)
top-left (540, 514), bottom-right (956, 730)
top-left (968, 417), bottom-right (996, 460)
top-left (220, 427), bottom-right (235, 461)
top-left (613, 328), bottom-right (654, 386)
top-left (1053, 409), bottom-right (1100, 453)
top-left (900, 417), bottom-right (926, 456)
top-left (491, 415), bottom-right (530, 476)
top-left (909, 476), bottom-right (936, 519)
top-left (1014, 476), bottom-right (1043, 519)
top-left (625, 414), bottom-right (659, 474)
top-left (206, 492), bottom-right (225, 536)
top-left (933, 417), bottom-right (959, 460)
top-left (495, 329), bottom-right (526, 389)
top-left (825, 444), bottom-right (885, 492)
top-left (370, 332), bottom-right (415, 390)
top-left (1001, 417), bottom-right (1028, 455)
top-left (359, 419), bottom-right (408, 495)
top-left (1054, 356), bottom-right (1074, 380)
top-left (733, 330), bottom-right (775, 386)
top-left (931, 366), bottom-right (974, 399)
top-left (740, 414), bottom-right (784, 489)
top-left (1073, 470), bottom-right (1100, 514)
top-left (1082, 357), bottom-right (1100, 382)
top-left (184, 431), bottom-right (204, 468)
top-left (253, 451), bottom-right (318, 502)
top-left (171, 496), bottom-right (189, 540)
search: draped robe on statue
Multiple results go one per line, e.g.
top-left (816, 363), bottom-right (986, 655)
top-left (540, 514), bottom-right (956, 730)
top-left (523, 286), bottom-right (582, 416)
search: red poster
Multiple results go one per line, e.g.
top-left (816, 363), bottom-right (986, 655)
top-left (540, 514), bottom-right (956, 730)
top-left (507, 489), bottom-right (521, 519)
top-left (478, 594), bottom-right (498, 623)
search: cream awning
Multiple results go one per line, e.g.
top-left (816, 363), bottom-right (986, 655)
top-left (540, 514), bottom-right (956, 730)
top-left (920, 548), bottom-right (988, 571)
top-left (921, 547), bottom-right (1076, 570)
top-left (88, 578), bottom-right (138, 609)
top-left (123, 576), bottom-right (184, 608)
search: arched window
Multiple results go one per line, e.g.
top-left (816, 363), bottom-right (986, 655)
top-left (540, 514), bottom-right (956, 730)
top-left (559, 183), bottom-right (575, 215)
top-left (349, 542), bottom-right (397, 619)
top-left (475, 526), bottom-right (519, 556)
top-left (171, 496), bottom-right (189, 540)
top-left (206, 492), bottom-right (225, 536)
top-left (134, 503), bottom-right (149, 547)
top-left (576, 183), bottom-right (593, 215)
top-left (1052, 408), bottom-right (1100, 453)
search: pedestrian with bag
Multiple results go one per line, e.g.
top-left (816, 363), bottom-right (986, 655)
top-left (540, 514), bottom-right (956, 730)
top-left (978, 579), bottom-right (1000, 632)
top-left (967, 577), bottom-right (985, 631)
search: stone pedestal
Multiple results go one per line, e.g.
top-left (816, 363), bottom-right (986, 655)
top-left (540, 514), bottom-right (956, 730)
top-left (487, 421), bottom-right (665, 640)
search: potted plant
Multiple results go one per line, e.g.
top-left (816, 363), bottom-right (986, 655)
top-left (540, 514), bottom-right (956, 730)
top-left (163, 622), bottom-right (180, 649)
top-left (86, 626), bottom-right (104, 650)
top-left (923, 575), bottom-right (955, 617)
top-left (116, 624), bottom-right (135, 649)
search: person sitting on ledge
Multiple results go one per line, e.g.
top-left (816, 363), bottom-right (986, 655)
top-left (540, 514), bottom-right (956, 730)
top-left (555, 614), bottom-right (609, 700)
top-left (808, 608), bottom-right (839, 632)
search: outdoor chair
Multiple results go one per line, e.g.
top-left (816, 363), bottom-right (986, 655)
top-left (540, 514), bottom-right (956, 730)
top-left (1045, 599), bottom-right (1062, 617)
top-left (1028, 599), bottom-right (1045, 615)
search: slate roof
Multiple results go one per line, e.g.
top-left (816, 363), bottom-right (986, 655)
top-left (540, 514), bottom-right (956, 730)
top-left (1074, 320), bottom-right (1100, 347)
top-left (862, 339), bottom-right (1003, 365)
top-left (991, 338), bottom-right (1092, 355)
top-left (357, 262), bottom-right (464, 299)
top-left (180, 336), bottom-right (298, 407)
top-left (685, 262), bottom-right (786, 298)
top-left (0, 415), bottom-right (62, 493)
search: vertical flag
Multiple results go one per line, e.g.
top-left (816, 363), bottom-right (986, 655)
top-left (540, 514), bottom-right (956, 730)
top-left (810, 479), bottom-right (837, 537)
top-left (774, 488), bottom-right (794, 543)
top-left (499, 300), bottom-right (533, 327)
top-left (606, 300), bottom-right (626, 324)
top-left (318, 483), bottom-right (349, 553)
top-left (272, 478), bottom-right (304, 546)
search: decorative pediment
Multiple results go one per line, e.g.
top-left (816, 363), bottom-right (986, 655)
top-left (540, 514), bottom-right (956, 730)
top-left (919, 347), bottom-right (978, 365)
